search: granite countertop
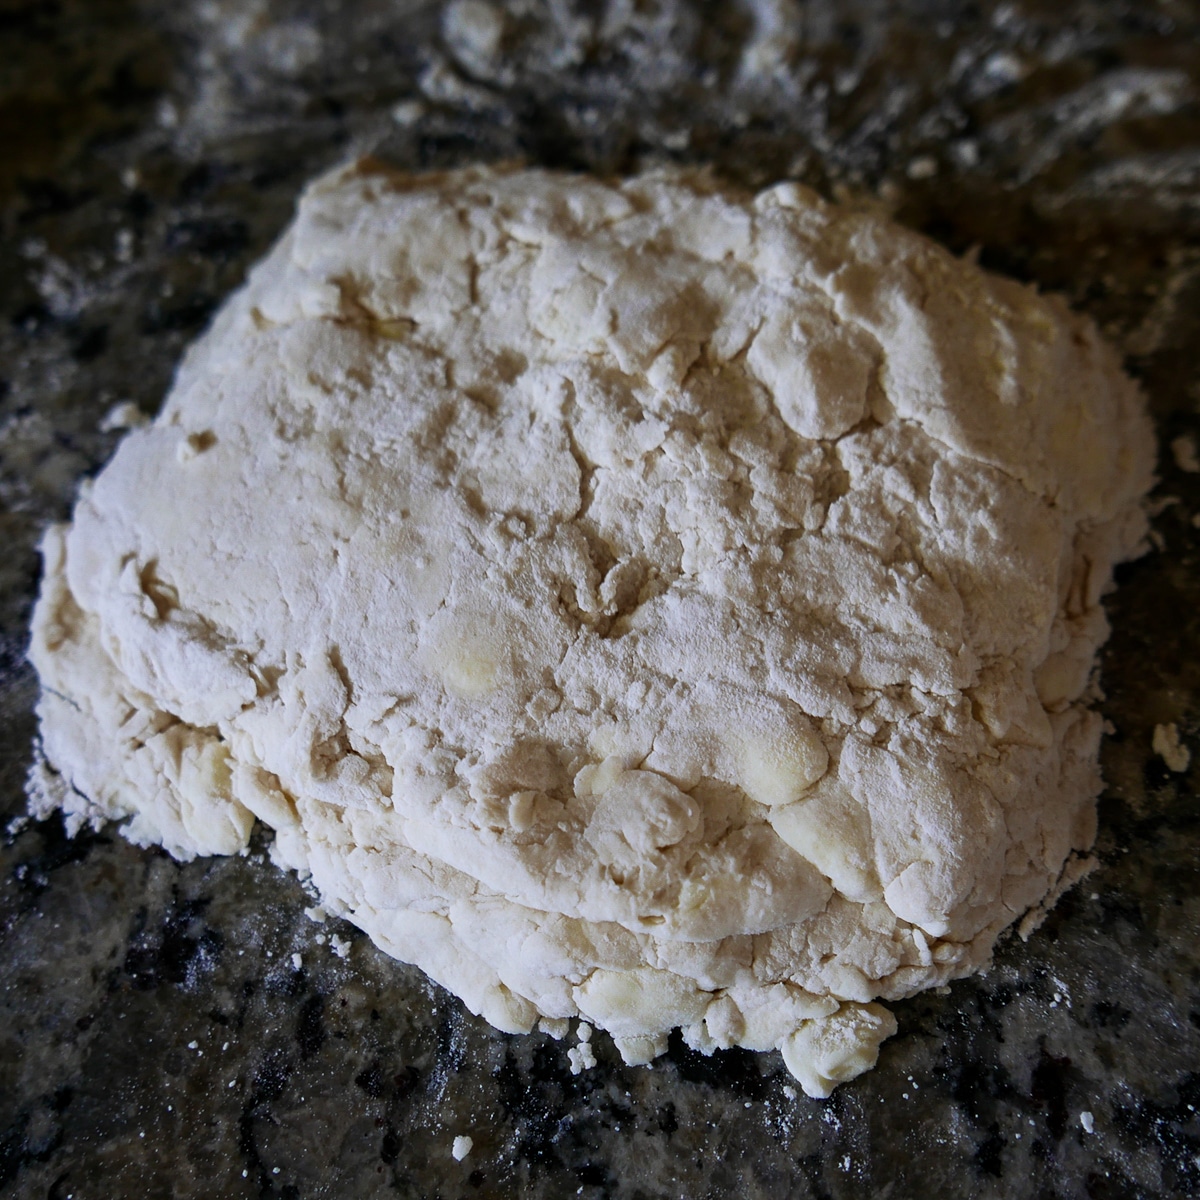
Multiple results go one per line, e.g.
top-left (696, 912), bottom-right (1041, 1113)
top-left (1, 2), bottom-right (1198, 1197)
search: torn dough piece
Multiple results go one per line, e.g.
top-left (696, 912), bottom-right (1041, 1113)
top-left (27, 160), bottom-right (1155, 1097)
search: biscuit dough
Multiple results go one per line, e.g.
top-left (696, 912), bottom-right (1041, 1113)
top-left (27, 161), bottom-right (1155, 1097)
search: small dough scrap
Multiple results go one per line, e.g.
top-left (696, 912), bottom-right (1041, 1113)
top-left (1153, 722), bottom-right (1191, 773)
top-left (26, 160), bottom-right (1155, 1096)
top-left (780, 1002), bottom-right (899, 1100)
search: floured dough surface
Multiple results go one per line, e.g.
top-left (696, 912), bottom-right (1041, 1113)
top-left (27, 160), bottom-right (1155, 1098)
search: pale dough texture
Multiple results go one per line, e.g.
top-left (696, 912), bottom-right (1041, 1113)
top-left (27, 160), bottom-right (1155, 1097)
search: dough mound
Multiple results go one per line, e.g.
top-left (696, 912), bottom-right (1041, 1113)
top-left (28, 161), bottom-right (1155, 1097)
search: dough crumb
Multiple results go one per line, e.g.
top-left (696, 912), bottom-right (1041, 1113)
top-left (99, 401), bottom-right (148, 433)
top-left (568, 1041), bottom-right (598, 1075)
top-left (391, 99), bottom-right (424, 126)
top-left (1080, 1110), bottom-right (1095, 1134)
top-left (566, 1017), bottom-right (595, 1075)
top-left (1153, 722), bottom-right (1191, 773)
top-left (451, 1134), bottom-right (474, 1161)
top-left (1171, 433), bottom-right (1200, 473)
top-left (443, 0), bottom-right (505, 66)
top-left (568, 1021), bottom-right (598, 1073)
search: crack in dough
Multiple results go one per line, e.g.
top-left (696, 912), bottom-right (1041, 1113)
top-left (26, 160), bottom-right (1155, 1097)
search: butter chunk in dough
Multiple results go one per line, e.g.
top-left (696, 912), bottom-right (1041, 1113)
top-left (27, 161), bottom-right (1155, 1097)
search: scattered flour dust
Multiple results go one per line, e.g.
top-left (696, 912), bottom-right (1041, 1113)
top-left (26, 160), bottom-right (1155, 1097)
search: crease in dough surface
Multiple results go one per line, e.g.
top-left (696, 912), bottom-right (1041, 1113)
top-left (27, 159), bottom-right (1155, 1097)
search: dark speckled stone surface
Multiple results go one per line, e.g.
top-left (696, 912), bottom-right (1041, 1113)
top-left (2, 2), bottom-right (1199, 1197)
